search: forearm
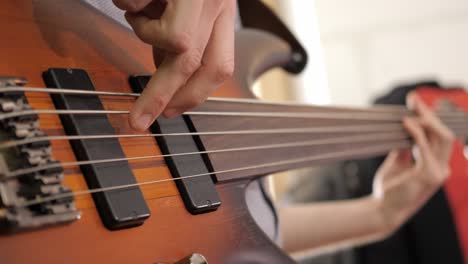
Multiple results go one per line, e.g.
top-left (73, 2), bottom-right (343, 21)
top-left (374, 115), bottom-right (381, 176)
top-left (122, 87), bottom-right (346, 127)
top-left (278, 196), bottom-right (393, 255)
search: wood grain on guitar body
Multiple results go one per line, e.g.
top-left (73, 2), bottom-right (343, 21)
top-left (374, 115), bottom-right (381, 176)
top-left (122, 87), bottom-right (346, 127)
top-left (0, 1), bottom-right (467, 264)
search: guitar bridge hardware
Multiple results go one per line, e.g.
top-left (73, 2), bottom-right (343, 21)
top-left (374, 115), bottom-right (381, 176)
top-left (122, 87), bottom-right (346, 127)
top-left (0, 77), bottom-right (80, 233)
top-left (0, 76), bottom-right (28, 87)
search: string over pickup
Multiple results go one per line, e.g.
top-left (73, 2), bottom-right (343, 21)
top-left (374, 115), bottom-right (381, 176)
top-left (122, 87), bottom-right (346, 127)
top-left (130, 75), bottom-right (221, 214)
top-left (44, 68), bottom-right (150, 230)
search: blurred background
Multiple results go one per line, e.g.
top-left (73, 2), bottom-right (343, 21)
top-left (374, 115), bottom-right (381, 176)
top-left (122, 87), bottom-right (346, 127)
top-left (258, 0), bottom-right (468, 106)
top-left (252, 1), bottom-right (468, 263)
top-left (257, 0), bottom-right (468, 203)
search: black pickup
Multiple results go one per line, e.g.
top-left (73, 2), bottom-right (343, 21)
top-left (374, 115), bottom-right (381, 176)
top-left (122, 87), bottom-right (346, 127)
top-left (43, 68), bottom-right (150, 230)
top-left (129, 75), bottom-right (221, 214)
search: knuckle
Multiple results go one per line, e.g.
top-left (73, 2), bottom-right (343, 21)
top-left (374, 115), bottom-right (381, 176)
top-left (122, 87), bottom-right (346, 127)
top-left (179, 52), bottom-right (202, 77)
top-left (427, 167), bottom-right (449, 186)
top-left (212, 57), bottom-right (235, 83)
top-left (184, 90), bottom-right (206, 109)
top-left (169, 31), bottom-right (191, 52)
top-left (186, 97), bottom-right (205, 109)
top-left (150, 94), bottom-right (170, 110)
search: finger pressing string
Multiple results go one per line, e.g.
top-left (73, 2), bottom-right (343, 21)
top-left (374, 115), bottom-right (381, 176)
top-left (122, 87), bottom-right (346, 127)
top-left (402, 116), bottom-right (435, 167)
top-left (411, 95), bottom-right (456, 163)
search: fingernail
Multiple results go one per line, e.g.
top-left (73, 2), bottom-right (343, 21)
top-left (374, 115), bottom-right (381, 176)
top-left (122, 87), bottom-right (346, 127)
top-left (163, 108), bottom-right (180, 118)
top-left (133, 113), bottom-right (153, 131)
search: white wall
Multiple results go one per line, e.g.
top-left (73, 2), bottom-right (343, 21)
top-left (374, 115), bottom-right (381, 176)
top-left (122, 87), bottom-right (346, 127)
top-left (285, 0), bottom-right (468, 106)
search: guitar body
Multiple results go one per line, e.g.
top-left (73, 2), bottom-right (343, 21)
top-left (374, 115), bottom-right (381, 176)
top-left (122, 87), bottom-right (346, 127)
top-left (0, 1), bottom-right (294, 263)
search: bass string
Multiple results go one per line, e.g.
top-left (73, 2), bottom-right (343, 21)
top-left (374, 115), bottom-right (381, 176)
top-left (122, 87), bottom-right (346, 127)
top-left (1, 87), bottom-right (464, 206)
top-left (5, 131), bottom-right (416, 179)
top-left (7, 86), bottom-right (467, 116)
top-left (0, 124), bottom-right (412, 149)
top-left (2, 122), bottom-right (467, 150)
top-left (0, 109), bottom-right (467, 123)
top-left (20, 140), bottom-right (410, 208)
top-left (2, 116), bottom-right (467, 149)
top-left (9, 87), bottom-right (464, 116)
top-left (3, 120), bottom-right (467, 178)
top-left (0, 86), bottom-right (466, 120)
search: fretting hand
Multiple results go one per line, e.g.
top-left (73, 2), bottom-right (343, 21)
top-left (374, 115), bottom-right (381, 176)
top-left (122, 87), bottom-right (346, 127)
top-left (372, 94), bottom-right (455, 230)
top-left (113, 0), bottom-right (236, 131)
top-left (279, 94), bottom-right (456, 254)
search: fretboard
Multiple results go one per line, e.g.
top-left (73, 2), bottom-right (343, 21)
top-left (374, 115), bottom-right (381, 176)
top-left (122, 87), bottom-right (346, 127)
top-left (189, 98), bottom-right (467, 182)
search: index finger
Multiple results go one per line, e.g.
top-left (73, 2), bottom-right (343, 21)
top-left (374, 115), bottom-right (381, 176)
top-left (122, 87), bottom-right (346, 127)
top-left (128, 52), bottom-right (200, 131)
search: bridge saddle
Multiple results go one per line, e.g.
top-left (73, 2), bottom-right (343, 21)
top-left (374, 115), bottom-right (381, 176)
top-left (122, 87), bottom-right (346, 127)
top-left (0, 76), bottom-right (80, 233)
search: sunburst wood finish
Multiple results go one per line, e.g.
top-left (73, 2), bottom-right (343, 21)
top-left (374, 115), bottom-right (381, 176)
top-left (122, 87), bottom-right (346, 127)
top-left (2, 2), bottom-right (468, 264)
top-left (0, 1), bottom-right (295, 263)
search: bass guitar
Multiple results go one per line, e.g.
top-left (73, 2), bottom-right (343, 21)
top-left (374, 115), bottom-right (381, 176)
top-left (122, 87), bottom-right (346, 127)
top-left (1, 1), bottom-right (467, 263)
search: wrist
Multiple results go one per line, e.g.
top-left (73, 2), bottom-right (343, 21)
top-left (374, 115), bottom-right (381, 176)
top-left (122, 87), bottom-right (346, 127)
top-left (367, 195), bottom-right (401, 236)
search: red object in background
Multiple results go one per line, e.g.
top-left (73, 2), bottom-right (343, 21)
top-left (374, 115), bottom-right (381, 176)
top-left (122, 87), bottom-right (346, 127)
top-left (417, 87), bottom-right (468, 263)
